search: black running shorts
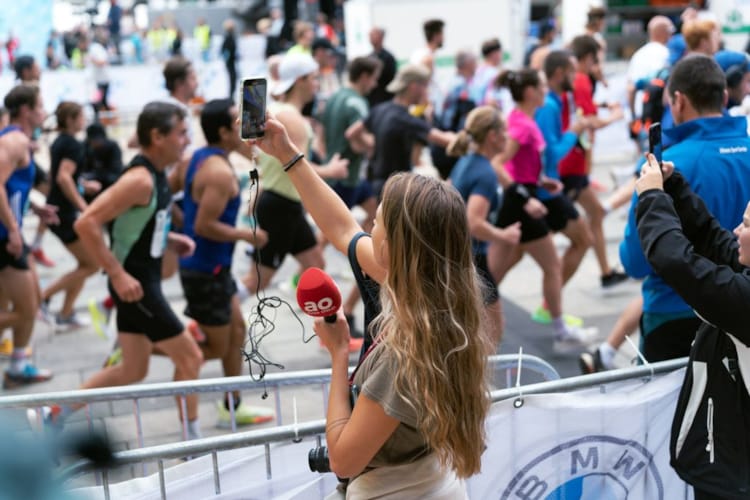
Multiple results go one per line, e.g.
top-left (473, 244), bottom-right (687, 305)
top-left (110, 278), bottom-right (184, 342)
top-left (180, 266), bottom-right (237, 326)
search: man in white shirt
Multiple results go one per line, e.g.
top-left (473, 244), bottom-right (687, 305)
top-left (626, 15), bottom-right (674, 121)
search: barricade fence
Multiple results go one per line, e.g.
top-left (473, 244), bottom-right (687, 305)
top-left (51, 357), bottom-right (687, 499)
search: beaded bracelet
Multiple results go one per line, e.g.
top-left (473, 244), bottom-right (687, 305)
top-left (283, 152), bottom-right (305, 172)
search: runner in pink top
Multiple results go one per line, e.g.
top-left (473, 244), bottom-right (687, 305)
top-left (489, 68), bottom-right (597, 355)
top-left (504, 106), bottom-right (546, 185)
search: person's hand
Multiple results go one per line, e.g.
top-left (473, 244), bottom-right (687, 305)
top-left (539, 176), bottom-right (563, 195)
top-left (241, 227), bottom-right (268, 248)
top-left (110, 269), bottom-right (143, 303)
top-left (82, 179), bottom-right (102, 195)
top-left (5, 230), bottom-right (23, 259)
top-left (31, 204), bottom-right (59, 226)
top-left (313, 312), bottom-right (351, 356)
top-left (324, 153), bottom-right (349, 179)
top-left (167, 232), bottom-right (195, 257)
top-left (247, 112), bottom-right (298, 164)
top-left (499, 222), bottom-right (521, 245)
top-left (636, 153), bottom-right (667, 195)
top-left (660, 160), bottom-right (675, 181)
top-left (570, 116), bottom-right (591, 135)
top-left (523, 197), bottom-right (548, 218)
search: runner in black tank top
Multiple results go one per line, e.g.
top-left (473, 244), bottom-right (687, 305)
top-left (40, 102), bottom-right (205, 440)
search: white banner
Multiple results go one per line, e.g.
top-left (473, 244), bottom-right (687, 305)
top-left (470, 368), bottom-right (690, 500)
top-left (72, 369), bottom-right (690, 499)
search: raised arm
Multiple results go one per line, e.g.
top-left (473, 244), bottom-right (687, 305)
top-left (636, 155), bottom-right (750, 343)
top-left (253, 114), bottom-right (386, 284)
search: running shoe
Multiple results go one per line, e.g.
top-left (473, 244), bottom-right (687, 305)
top-left (553, 326), bottom-right (599, 355)
top-left (3, 364), bottom-right (53, 389)
top-left (37, 301), bottom-right (55, 325)
top-left (55, 312), bottom-right (91, 332)
top-left (216, 400), bottom-right (274, 428)
top-left (579, 349), bottom-right (606, 374)
top-left (601, 270), bottom-right (629, 289)
top-left (88, 298), bottom-right (113, 340)
top-left (0, 339), bottom-right (32, 358)
top-left (187, 319), bottom-right (207, 344)
top-left (531, 306), bottom-right (584, 327)
top-left (102, 343), bottom-right (122, 368)
top-left (31, 247), bottom-right (55, 268)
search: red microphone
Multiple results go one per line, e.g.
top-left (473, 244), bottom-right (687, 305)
top-left (296, 267), bottom-right (342, 323)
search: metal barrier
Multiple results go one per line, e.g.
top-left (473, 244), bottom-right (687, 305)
top-left (54, 357), bottom-right (687, 499)
top-left (1, 354), bottom-right (558, 454)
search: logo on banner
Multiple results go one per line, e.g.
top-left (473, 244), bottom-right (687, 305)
top-left (501, 435), bottom-right (664, 500)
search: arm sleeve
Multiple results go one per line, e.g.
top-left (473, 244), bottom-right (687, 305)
top-left (664, 172), bottom-right (743, 270)
top-left (399, 113), bottom-right (431, 145)
top-left (361, 351), bottom-right (418, 427)
top-left (619, 190), bottom-right (653, 278)
top-left (636, 189), bottom-right (750, 344)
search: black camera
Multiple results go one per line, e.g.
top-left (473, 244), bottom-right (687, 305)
top-left (307, 384), bottom-right (360, 474)
top-left (308, 446), bottom-right (331, 473)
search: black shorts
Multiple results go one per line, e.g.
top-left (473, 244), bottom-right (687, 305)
top-left (495, 185), bottom-right (579, 243)
top-left (180, 266), bottom-right (237, 326)
top-left (49, 213), bottom-right (79, 245)
top-left (561, 175), bottom-right (590, 202)
top-left (475, 253), bottom-right (499, 305)
top-left (0, 241), bottom-right (30, 271)
top-left (254, 190), bottom-right (317, 270)
top-left (332, 180), bottom-right (375, 209)
top-left (109, 278), bottom-right (184, 342)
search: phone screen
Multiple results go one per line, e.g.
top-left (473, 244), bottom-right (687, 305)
top-left (240, 78), bottom-right (267, 139)
top-left (648, 122), bottom-right (662, 166)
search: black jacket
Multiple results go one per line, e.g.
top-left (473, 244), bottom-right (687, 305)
top-left (636, 172), bottom-right (750, 499)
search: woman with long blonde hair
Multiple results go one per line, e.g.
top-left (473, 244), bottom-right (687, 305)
top-left (252, 115), bottom-right (490, 497)
top-left (447, 105), bottom-right (520, 346)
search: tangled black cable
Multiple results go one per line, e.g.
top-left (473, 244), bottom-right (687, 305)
top-left (240, 162), bottom-right (317, 397)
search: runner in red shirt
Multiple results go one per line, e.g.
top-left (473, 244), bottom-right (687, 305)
top-left (561, 35), bottom-right (627, 289)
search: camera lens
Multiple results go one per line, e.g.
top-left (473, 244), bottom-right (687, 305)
top-left (308, 446), bottom-right (331, 473)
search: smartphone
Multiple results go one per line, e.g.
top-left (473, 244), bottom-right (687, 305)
top-left (648, 122), bottom-right (662, 168)
top-left (240, 77), bottom-right (267, 140)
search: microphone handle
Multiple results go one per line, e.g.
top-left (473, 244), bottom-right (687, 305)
top-left (324, 314), bottom-right (337, 324)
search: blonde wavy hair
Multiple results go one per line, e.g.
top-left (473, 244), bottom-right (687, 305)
top-left (373, 172), bottom-right (491, 478)
top-left (446, 105), bottom-right (502, 157)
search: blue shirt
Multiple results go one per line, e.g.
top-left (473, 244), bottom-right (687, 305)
top-left (534, 92), bottom-right (579, 199)
top-left (180, 146), bottom-right (241, 273)
top-left (0, 126), bottom-right (35, 240)
top-left (450, 153), bottom-right (498, 255)
top-left (620, 115), bottom-right (750, 313)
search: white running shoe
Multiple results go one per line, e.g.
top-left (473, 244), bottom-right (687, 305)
top-left (553, 326), bottom-right (599, 355)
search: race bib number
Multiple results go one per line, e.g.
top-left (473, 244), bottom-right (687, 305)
top-left (150, 208), bottom-right (171, 258)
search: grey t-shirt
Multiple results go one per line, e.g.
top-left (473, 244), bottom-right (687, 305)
top-left (353, 342), bottom-right (430, 469)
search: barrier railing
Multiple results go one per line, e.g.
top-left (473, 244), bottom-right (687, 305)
top-left (3, 354), bottom-right (558, 457)
top-left (55, 357), bottom-right (687, 499)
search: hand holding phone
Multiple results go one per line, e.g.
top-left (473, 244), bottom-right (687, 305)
top-left (240, 77), bottom-right (267, 140)
top-left (648, 123), bottom-right (662, 175)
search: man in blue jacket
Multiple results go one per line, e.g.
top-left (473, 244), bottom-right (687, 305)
top-left (620, 54), bottom-right (750, 361)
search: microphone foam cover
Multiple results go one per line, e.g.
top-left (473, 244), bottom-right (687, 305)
top-left (296, 267), bottom-right (342, 318)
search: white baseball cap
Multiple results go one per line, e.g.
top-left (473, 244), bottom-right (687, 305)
top-left (271, 53), bottom-right (319, 96)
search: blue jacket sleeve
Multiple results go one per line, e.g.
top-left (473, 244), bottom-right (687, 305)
top-left (535, 105), bottom-right (578, 179)
top-left (620, 190), bottom-right (653, 278)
